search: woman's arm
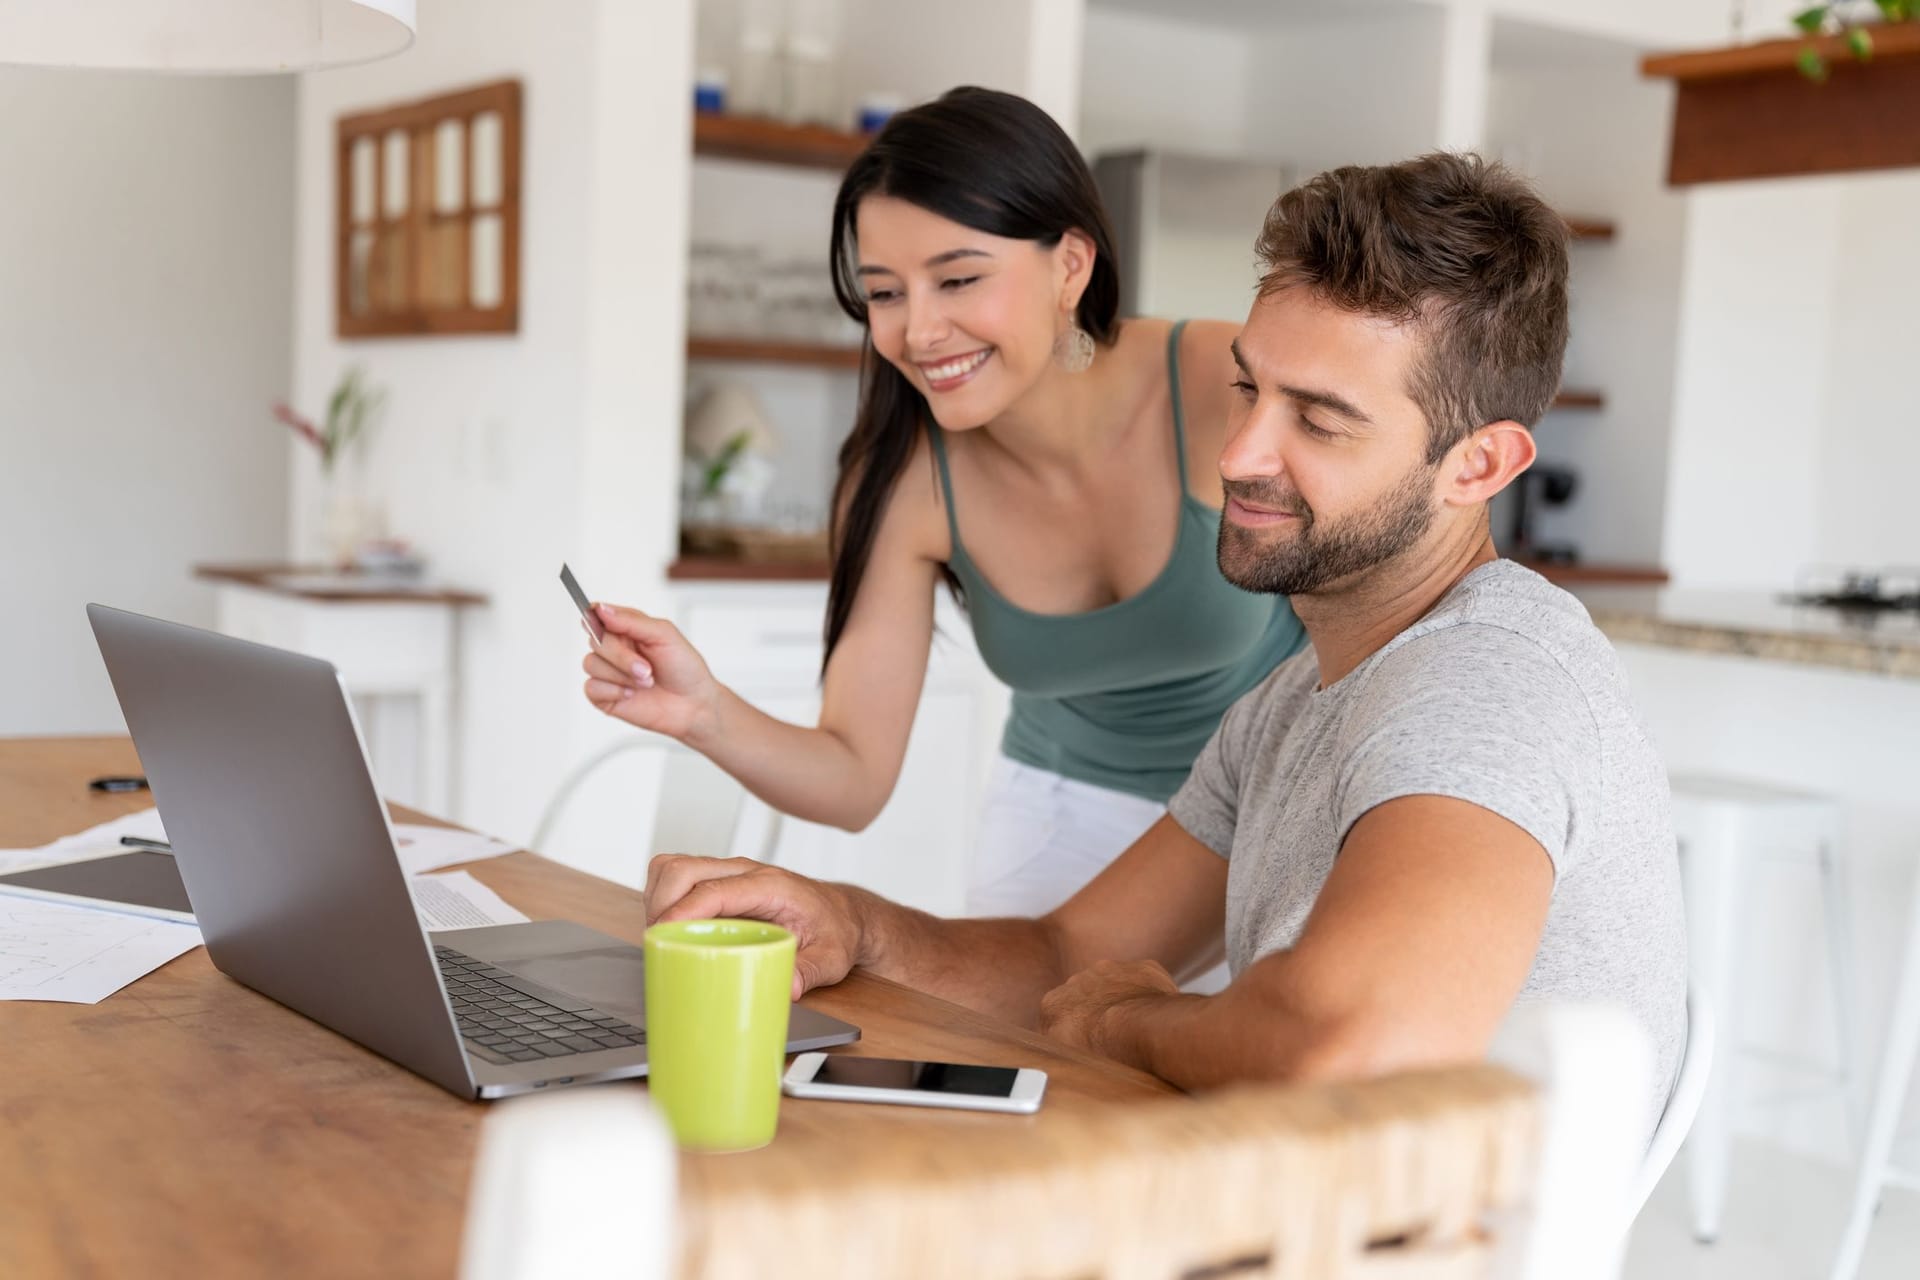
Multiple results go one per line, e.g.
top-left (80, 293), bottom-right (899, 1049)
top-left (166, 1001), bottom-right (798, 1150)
top-left (582, 448), bottom-right (945, 832)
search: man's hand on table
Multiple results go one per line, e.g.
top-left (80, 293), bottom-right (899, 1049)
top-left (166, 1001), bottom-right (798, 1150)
top-left (1037, 958), bottom-right (1188, 1070)
top-left (642, 850), bottom-right (1207, 1065)
top-left (644, 854), bottom-right (864, 1000)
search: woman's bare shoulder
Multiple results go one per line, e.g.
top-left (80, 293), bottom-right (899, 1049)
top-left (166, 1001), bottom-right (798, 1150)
top-left (1175, 319), bottom-right (1243, 444)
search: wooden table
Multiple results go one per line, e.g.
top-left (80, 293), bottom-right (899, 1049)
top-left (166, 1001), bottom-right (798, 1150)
top-left (0, 738), bottom-right (1176, 1278)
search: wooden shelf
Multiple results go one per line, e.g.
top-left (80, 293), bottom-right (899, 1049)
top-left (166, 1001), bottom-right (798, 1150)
top-left (687, 336), bottom-right (864, 368)
top-left (670, 554), bottom-right (831, 582)
top-left (1642, 21), bottom-right (1920, 83)
top-left (1551, 389), bottom-right (1604, 410)
top-left (692, 113), bottom-right (870, 171)
top-left (1642, 22), bottom-right (1920, 184)
top-left (1563, 216), bottom-right (1616, 242)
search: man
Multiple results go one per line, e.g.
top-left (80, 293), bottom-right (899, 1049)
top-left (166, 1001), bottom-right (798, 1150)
top-left (640, 153), bottom-right (1688, 1134)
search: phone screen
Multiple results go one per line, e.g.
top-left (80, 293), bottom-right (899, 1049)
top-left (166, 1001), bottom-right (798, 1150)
top-left (811, 1057), bottom-right (1021, 1098)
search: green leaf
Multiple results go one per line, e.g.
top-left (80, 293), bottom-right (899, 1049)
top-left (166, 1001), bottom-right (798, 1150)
top-left (1798, 46), bottom-right (1830, 80)
top-left (1874, 0), bottom-right (1909, 22)
top-left (1792, 5), bottom-right (1829, 33)
top-left (700, 432), bottom-right (751, 496)
top-left (1849, 26), bottom-right (1874, 59)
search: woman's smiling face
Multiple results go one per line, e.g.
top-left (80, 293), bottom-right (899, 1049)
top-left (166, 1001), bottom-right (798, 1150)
top-left (854, 195), bottom-right (1091, 429)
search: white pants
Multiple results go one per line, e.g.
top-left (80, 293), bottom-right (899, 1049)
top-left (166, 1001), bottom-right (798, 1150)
top-left (968, 756), bottom-right (1229, 993)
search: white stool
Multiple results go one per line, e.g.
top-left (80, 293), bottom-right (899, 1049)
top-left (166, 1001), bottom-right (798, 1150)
top-left (1670, 774), bottom-right (1857, 1244)
top-left (1830, 865), bottom-right (1920, 1280)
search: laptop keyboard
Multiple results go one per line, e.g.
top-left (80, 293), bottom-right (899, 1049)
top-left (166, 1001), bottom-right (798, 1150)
top-left (434, 945), bottom-right (645, 1067)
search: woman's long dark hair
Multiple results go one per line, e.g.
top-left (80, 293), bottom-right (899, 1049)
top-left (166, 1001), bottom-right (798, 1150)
top-left (822, 86), bottom-right (1123, 665)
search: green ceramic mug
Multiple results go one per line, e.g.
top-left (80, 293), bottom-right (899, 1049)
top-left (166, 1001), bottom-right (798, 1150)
top-left (642, 918), bottom-right (797, 1152)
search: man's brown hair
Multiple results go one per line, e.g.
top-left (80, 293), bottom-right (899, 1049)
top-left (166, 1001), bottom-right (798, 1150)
top-left (1254, 152), bottom-right (1569, 463)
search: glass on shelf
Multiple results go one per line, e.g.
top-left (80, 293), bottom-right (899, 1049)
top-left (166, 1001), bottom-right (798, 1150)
top-left (781, 0), bottom-right (842, 128)
top-left (735, 0), bottom-right (785, 119)
top-left (688, 242), bottom-right (861, 348)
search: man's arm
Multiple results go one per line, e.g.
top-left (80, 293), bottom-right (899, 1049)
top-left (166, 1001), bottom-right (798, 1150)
top-left (1044, 795), bottom-right (1554, 1087)
top-left (644, 814), bottom-right (1228, 1029)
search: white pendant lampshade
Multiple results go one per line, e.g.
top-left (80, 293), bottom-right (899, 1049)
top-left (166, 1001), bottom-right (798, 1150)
top-left (0, 0), bottom-right (416, 74)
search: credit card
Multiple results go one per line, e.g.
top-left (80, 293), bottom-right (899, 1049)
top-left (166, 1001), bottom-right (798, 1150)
top-left (559, 563), bottom-right (605, 642)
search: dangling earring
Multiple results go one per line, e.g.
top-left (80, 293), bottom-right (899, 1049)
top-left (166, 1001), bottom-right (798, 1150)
top-left (1054, 322), bottom-right (1095, 374)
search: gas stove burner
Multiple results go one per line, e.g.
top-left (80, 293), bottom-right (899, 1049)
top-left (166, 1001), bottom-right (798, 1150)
top-left (1784, 567), bottom-right (1920, 613)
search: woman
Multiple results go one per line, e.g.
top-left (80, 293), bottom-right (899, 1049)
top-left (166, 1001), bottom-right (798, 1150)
top-left (582, 87), bottom-right (1304, 928)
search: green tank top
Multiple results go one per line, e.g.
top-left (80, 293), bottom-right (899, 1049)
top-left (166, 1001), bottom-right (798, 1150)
top-left (928, 320), bottom-right (1308, 803)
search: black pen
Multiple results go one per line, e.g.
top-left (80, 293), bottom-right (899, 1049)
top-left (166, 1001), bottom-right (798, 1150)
top-left (119, 835), bottom-right (174, 855)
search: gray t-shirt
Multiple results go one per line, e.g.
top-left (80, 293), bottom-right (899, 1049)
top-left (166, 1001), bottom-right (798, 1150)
top-left (1168, 559), bottom-right (1687, 1137)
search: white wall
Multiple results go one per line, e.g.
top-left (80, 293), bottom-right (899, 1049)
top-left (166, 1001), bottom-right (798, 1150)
top-left (839, 0), bottom-right (1069, 119)
top-left (1661, 180), bottom-right (1844, 589)
top-left (289, 0), bottom-right (694, 866)
top-left (0, 69), bottom-right (293, 734)
top-left (1478, 0), bottom-right (1754, 47)
top-left (1661, 172), bottom-right (1920, 588)
top-left (1486, 37), bottom-right (1688, 567)
top-left (1244, 7), bottom-right (1449, 175)
top-left (1079, 7), bottom-right (1256, 158)
top-left (1815, 171), bottom-right (1920, 571)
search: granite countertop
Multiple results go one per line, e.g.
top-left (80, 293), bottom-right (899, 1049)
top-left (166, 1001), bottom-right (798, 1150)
top-left (1573, 587), bottom-right (1920, 679)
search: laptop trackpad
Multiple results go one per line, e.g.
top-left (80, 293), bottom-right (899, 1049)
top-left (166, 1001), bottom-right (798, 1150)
top-left (506, 946), bottom-right (647, 1023)
top-left (440, 920), bottom-right (649, 1024)
top-left (438, 918), bottom-right (859, 1049)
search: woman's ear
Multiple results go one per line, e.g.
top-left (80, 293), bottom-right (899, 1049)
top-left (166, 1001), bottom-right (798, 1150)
top-left (1055, 228), bottom-right (1097, 313)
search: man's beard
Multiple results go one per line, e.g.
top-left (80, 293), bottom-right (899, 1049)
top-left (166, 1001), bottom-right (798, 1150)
top-left (1217, 461), bottom-right (1440, 596)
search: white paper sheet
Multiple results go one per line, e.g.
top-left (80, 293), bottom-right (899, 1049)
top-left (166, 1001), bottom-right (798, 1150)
top-left (391, 824), bottom-right (519, 875)
top-left (410, 871), bottom-right (530, 931)
top-left (39, 807), bottom-right (168, 858)
top-left (0, 896), bottom-right (203, 1003)
top-left (0, 848), bottom-right (62, 874)
top-left (35, 808), bottom-right (519, 875)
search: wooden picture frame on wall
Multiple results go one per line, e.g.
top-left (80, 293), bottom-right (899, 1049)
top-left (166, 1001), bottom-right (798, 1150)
top-left (336, 78), bottom-right (522, 337)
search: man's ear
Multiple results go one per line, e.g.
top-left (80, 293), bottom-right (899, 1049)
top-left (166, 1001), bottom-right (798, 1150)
top-left (1444, 420), bottom-right (1536, 507)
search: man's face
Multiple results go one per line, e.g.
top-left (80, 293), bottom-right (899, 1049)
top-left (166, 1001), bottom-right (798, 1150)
top-left (1217, 287), bottom-right (1443, 597)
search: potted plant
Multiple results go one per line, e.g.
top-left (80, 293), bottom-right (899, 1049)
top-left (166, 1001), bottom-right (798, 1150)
top-left (274, 366), bottom-right (386, 568)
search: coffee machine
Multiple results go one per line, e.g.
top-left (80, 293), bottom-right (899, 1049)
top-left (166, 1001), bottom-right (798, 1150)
top-left (1506, 464), bottom-right (1579, 564)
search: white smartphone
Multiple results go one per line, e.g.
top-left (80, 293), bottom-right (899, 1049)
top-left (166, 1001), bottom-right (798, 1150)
top-left (782, 1052), bottom-right (1047, 1114)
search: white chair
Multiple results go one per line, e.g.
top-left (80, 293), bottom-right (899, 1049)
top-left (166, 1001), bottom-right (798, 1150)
top-left (1628, 985), bottom-right (1715, 1225)
top-left (1830, 865), bottom-right (1920, 1280)
top-left (1488, 1000), bottom-right (1657, 1280)
top-left (531, 738), bottom-right (784, 869)
top-left (1671, 773), bottom-right (1856, 1242)
top-left (459, 1087), bottom-right (676, 1280)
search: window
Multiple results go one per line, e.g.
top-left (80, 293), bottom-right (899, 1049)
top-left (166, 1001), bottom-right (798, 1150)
top-left (336, 79), bottom-right (521, 336)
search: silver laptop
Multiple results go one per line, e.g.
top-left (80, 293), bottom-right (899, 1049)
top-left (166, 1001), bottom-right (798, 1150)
top-left (87, 603), bottom-right (858, 1100)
